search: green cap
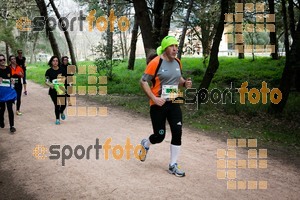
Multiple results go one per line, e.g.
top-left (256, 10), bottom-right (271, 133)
top-left (156, 36), bottom-right (178, 55)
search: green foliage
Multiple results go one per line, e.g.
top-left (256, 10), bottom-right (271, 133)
top-left (94, 58), bottom-right (119, 81)
top-left (0, 20), bottom-right (18, 52)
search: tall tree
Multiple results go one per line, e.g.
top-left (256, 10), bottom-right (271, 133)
top-left (268, 0), bottom-right (279, 59)
top-left (189, 0), bottom-right (220, 58)
top-left (106, 0), bottom-right (113, 60)
top-left (29, 32), bottom-right (39, 64)
top-left (177, 0), bottom-right (194, 60)
top-left (131, 0), bottom-right (176, 58)
top-left (153, 0), bottom-right (164, 45)
top-left (127, 14), bottom-right (138, 70)
top-left (197, 0), bottom-right (228, 103)
top-left (237, 0), bottom-right (244, 59)
top-left (160, 0), bottom-right (176, 40)
top-left (132, 0), bottom-right (156, 57)
top-left (49, 0), bottom-right (77, 67)
top-left (35, 0), bottom-right (61, 60)
top-left (270, 0), bottom-right (300, 113)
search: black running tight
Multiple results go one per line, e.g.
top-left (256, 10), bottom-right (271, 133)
top-left (49, 93), bottom-right (66, 120)
top-left (149, 102), bottom-right (183, 146)
top-left (14, 84), bottom-right (22, 111)
top-left (0, 100), bottom-right (14, 127)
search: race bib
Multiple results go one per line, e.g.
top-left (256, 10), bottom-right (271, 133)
top-left (53, 77), bottom-right (64, 84)
top-left (0, 79), bottom-right (11, 87)
top-left (161, 85), bottom-right (178, 99)
top-left (12, 78), bottom-right (19, 84)
top-left (52, 79), bottom-right (59, 84)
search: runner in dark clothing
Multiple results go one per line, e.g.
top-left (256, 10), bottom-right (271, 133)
top-left (60, 56), bottom-right (74, 106)
top-left (16, 50), bottom-right (27, 95)
top-left (0, 54), bottom-right (17, 133)
top-left (45, 56), bottom-right (67, 125)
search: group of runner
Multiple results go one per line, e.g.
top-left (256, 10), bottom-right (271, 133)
top-left (43, 36), bottom-right (192, 177)
top-left (0, 52), bottom-right (72, 132)
top-left (0, 50), bottom-right (27, 133)
top-left (2, 36), bottom-right (192, 177)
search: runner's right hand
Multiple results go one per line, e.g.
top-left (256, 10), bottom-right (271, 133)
top-left (153, 97), bottom-right (166, 106)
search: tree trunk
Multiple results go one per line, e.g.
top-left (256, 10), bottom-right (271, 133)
top-left (200, 25), bottom-right (211, 58)
top-left (268, 0), bottom-right (279, 59)
top-left (128, 14), bottom-right (138, 70)
top-left (270, 0), bottom-right (300, 113)
top-left (30, 32), bottom-right (39, 64)
top-left (106, 1), bottom-right (113, 60)
top-left (288, 0), bottom-right (296, 39)
top-left (160, 0), bottom-right (176, 40)
top-left (49, 0), bottom-right (76, 67)
top-left (197, 0), bottom-right (228, 103)
top-left (123, 31), bottom-right (128, 57)
top-left (132, 0), bottom-right (175, 58)
top-left (237, 0), bottom-right (244, 59)
top-left (132, 0), bottom-right (156, 58)
top-left (119, 31), bottom-right (124, 59)
top-left (177, 0), bottom-right (194, 60)
top-left (5, 42), bottom-right (9, 66)
top-left (35, 0), bottom-right (61, 60)
top-left (153, 0), bottom-right (164, 47)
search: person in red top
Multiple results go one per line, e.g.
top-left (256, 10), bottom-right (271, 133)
top-left (9, 55), bottom-right (24, 115)
top-left (138, 36), bottom-right (192, 177)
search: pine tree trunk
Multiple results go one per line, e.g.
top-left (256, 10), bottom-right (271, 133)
top-left (269, 0), bottom-right (300, 113)
top-left (128, 14), bottom-right (138, 70)
top-left (5, 42), bottom-right (9, 66)
top-left (237, 0), bottom-right (244, 59)
top-left (268, 0), bottom-right (278, 59)
top-left (49, 0), bottom-right (76, 67)
top-left (106, 1), bottom-right (113, 60)
top-left (270, 1), bottom-right (300, 113)
top-left (132, 0), bottom-right (156, 57)
top-left (35, 0), bottom-right (61, 60)
top-left (160, 0), bottom-right (176, 40)
top-left (30, 32), bottom-right (39, 64)
top-left (197, 0), bottom-right (228, 103)
top-left (153, 0), bottom-right (164, 47)
top-left (177, 0), bottom-right (194, 60)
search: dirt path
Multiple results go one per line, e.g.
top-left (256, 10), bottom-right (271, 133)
top-left (0, 81), bottom-right (299, 200)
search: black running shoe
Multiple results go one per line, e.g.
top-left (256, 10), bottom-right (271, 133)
top-left (10, 127), bottom-right (16, 133)
top-left (0, 121), bottom-right (4, 128)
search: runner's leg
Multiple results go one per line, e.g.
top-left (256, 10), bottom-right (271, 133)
top-left (6, 101), bottom-right (14, 128)
top-left (149, 104), bottom-right (168, 144)
top-left (167, 104), bottom-right (183, 165)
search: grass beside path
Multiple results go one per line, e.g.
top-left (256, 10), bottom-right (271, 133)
top-left (27, 57), bottom-right (300, 152)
